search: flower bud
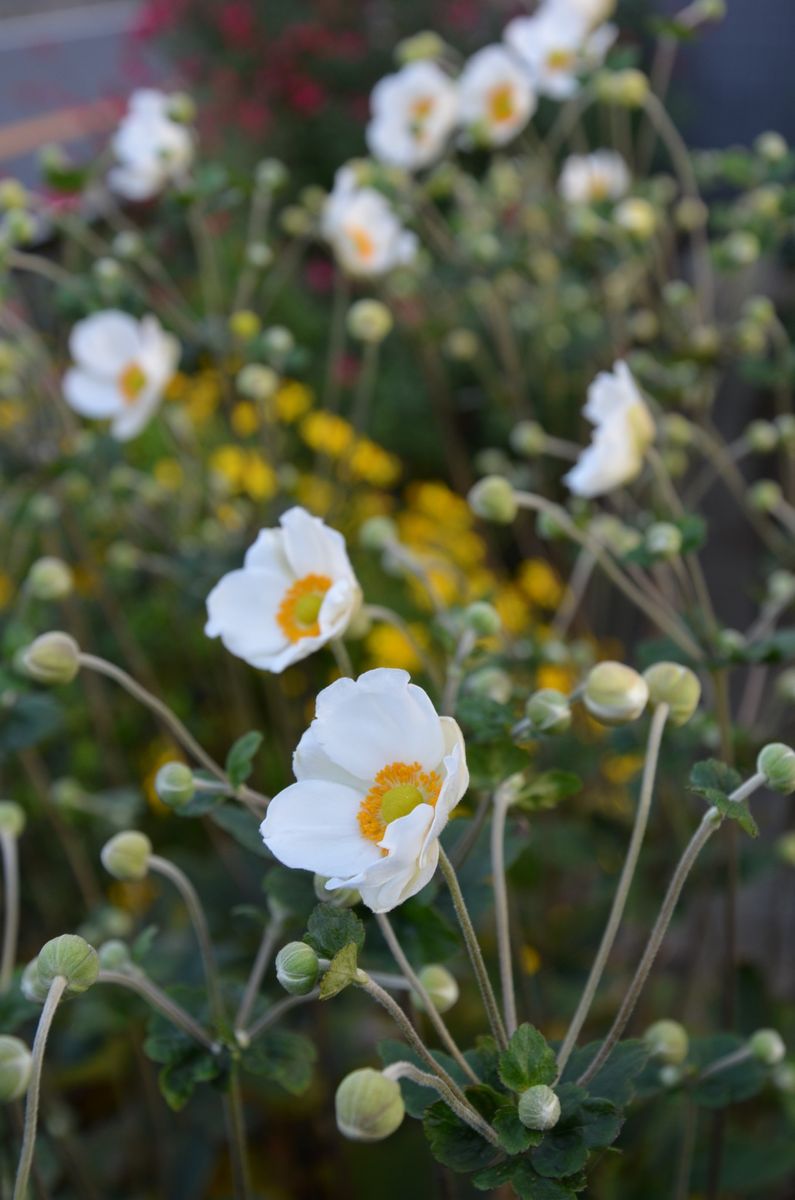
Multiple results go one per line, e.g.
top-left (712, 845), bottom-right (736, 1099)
top-left (748, 1028), bottom-right (786, 1066)
top-left (723, 231), bottom-right (760, 267)
top-left (412, 965), bottom-right (459, 1014)
top-left (674, 197), bottom-right (708, 232)
top-left (262, 326), bottom-right (294, 363)
top-left (463, 602), bottom-right (501, 637)
top-left (21, 959), bottom-right (48, 1004)
top-left (776, 830), bottom-right (795, 866)
top-left (26, 556), bottom-right (73, 601)
top-left (228, 309), bottom-right (261, 341)
top-left (749, 480), bottom-right (781, 512)
top-left (358, 516), bottom-right (398, 552)
top-left (101, 831), bottom-right (152, 882)
top-left (314, 876), bottom-right (361, 908)
top-left (767, 570), bottom-right (795, 606)
top-left (395, 30), bottom-right (446, 64)
top-left (644, 522), bottom-right (682, 560)
top-left (468, 476), bottom-right (517, 524)
top-left (659, 1064), bottom-right (685, 1088)
top-left (509, 420), bottom-right (546, 458)
top-left (518, 1085), bottom-right (561, 1131)
top-left (98, 940), bottom-right (132, 971)
top-left (594, 69), bottom-right (649, 108)
top-left (0, 179), bottom-right (28, 210)
top-left (347, 299), bottom-right (393, 343)
top-left (466, 666), bottom-right (512, 704)
top-left (443, 328), bottom-right (479, 362)
top-left (0, 1036), bottom-right (33, 1102)
top-left (776, 670), bottom-right (795, 706)
top-left (36, 934), bottom-right (99, 995)
top-left (642, 663), bottom-right (701, 727)
top-left (165, 91), bottom-right (195, 123)
top-left (756, 743), bottom-right (795, 794)
top-left (715, 627), bottom-right (746, 658)
top-left (525, 689), bottom-right (571, 735)
top-left (0, 801), bottom-right (25, 837)
top-left (275, 942), bottom-right (319, 996)
top-left (237, 363), bottom-right (279, 402)
top-left (22, 632), bottom-right (81, 685)
top-left (746, 420), bottom-right (779, 454)
top-left (335, 1068), bottom-right (405, 1141)
top-left (245, 241), bottom-right (273, 270)
top-left (644, 1019), bottom-right (689, 1065)
top-left (256, 158), bottom-right (288, 191)
top-left (615, 198), bottom-right (657, 240)
top-left (755, 131), bottom-right (788, 163)
top-left (154, 762), bottom-right (195, 809)
top-left (112, 230), bottom-right (144, 259)
top-left (584, 662), bottom-right (649, 725)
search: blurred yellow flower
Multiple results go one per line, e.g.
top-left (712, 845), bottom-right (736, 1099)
top-left (0, 399), bottom-right (23, 430)
top-left (537, 663), bottom-right (576, 693)
top-left (521, 945), bottom-right (542, 976)
top-left (365, 622), bottom-right (427, 671)
top-left (231, 400), bottom-right (260, 437)
top-left (349, 438), bottom-right (402, 487)
top-left (276, 380), bottom-right (314, 422)
top-left (300, 411), bottom-right (354, 456)
top-left (295, 473), bottom-right (335, 515)
top-left (602, 753), bottom-right (645, 785)
top-left (518, 559), bottom-right (563, 609)
top-left (154, 458), bottom-right (184, 490)
top-left (494, 584), bottom-right (531, 635)
top-left (240, 453), bottom-right (277, 501)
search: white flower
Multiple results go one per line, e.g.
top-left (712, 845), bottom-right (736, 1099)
top-left (321, 167), bottom-right (417, 276)
top-left (109, 89), bottom-right (194, 201)
top-left (559, 150), bottom-right (630, 205)
top-left (63, 310), bottom-right (179, 441)
top-left (458, 45), bottom-right (536, 147)
top-left (564, 361), bottom-right (655, 497)
top-left (367, 61), bottom-right (458, 170)
top-left (205, 507), bottom-right (361, 673)
top-left (260, 669), bottom-right (468, 912)
top-left (505, 3), bottom-right (616, 100)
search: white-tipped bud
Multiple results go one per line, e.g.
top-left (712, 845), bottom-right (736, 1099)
top-left (358, 516), bottom-right (398, 552)
top-left (26, 557), bottom-right (73, 601)
top-left (748, 1028), bottom-right (786, 1066)
top-left (22, 632), bottom-right (81, 685)
top-left (746, 420), bottom-right (779, 454)
top-left (36, 934), bottom-right (99, 996)
top-left (335, 1068), bottom-right (405, 1141)
top-left (615, 198), bottom-right (657, 240)
top-left (643, 663), bottom-right (701, 727)
top-left (468, 476), bottom-right (517, 524)
top-left (314, 876), bottom-right (361, 908)
top-left (644, 1019), bottom-right (689, 1065)
top-left (584, 662), bottom-right (649, 726)
top-left (462, 602), bottom-right (501, 637)
top-left (757, 743), bottom-right (795, 794)
top-left (510, 420), bottom-right (546, 458)
top-left (101, 831), bottom-right (152, 882)
top-left (412, 965), bottom-right (459, 1014)
top-left (237, 363), bottom-right (279, 402)
top-left (645, 522), bottom-right (682, 560)
top-left (0, 801), bottom-right (26, 837)
top-left (0, 1036), bottom-right (33, 1102)
top-left (154, 763), bottom-right (195, 809)
top-left (347, 299), bottom-right (393, 343)
top-left (525, 689), bottom-right (572, 735)
top-left (518, 1084), bottom-right (561, 1131)
top-left (275, 942), bottom-right (319, 996)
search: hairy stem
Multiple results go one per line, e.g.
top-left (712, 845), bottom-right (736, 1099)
top-left (490, 784), bottom-right (518, 1037)
top-left (149, 855), bottom-right (225, 1029)
top-left (383, 1061), bottom-right (499, 1146)
top-left (97, 970), bottom-right (215, 1049)
top-left (234, 915), bottom-right (285, 1035)
top-left (1, 831), bottom-right (20, 993)
top-left (13, 975), bottom-right (68, 1200)
top-left (222, 1067), bottom-right (252, 1200)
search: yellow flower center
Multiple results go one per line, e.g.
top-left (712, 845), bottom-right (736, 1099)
top-left (589, 176), bottom-right (610, 201)
top-left (409, 95), bottom-right (436, 140)
top-left (488, 83), bottom-right (516, 124)
top-left (347, 225), bottom-right (376, 262)
top-left (118, 361), bottom-right (148, 405)
top-left (546, 48), bottom-right (575, 72)
top-left (357, 761), bottom-right (442, 848)
top-left (276, 573), bottom-right (332, 642)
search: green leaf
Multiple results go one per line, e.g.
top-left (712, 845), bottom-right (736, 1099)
top-left (304, 904), bottom-right (365, 958)
top-left (493, 1103), bottom-right (540, 1154)
top-left (0, 687), bottom-right (62, 759)
top-left (242, 1030), bottom-right (316, 1095)
top-left (392, 899), bottom-right (459, 963)
top-left (513, 771), bottom-right (582, 813)
top-left (225, 730), bottom-right (264, 787)
top-left (511, 1163), bottom-right (585, 1199)
top-left (531, 1126), bottom-right (589, 1179)
top-left (688, 760), bottom-right (757, 837)
top-left (157, 1044), bottom-right (222, 1111)
top-left (499, 1024), bottom-right (557, 1093)
top-left (423, 1100), bottom-right (496, 1172)
top-left (263, 866), bottom-right (316, 919)
top-left (131, 925), bottom-right (159, 965)
top-left (319, 942), bottom-right (359, 999)
top-left (472, 1160), bottom-right (517, 1191)
top-left (560, 1040), bottom-right (649, 1106)
top-left (689, 1035), bottom-right (768, 1109)
top-left (210, 805), bottom-right (269, 855)
top-left (0, 977), bottom-right (38, 1032)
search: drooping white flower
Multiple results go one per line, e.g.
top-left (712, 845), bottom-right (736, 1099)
top-left (458, 45), bottom-right (537, 148)
top-left (367, 61), bottom-right (458, 171)
top-left (63, 310), bottom-right (179, 441)
top-left (504, 2), bottom-right (616, 100)
top-left (564, 361), bottom-right (655, 497)
top-left (205, 507), bottom-right (361, 673)
top-left (321, 167), bottom-right (417, 277)
top-left (260, 669), bottom-right (469, 912)
top-left (109, 89), bottom-right (194, 201)
top-left (558, 150), bottom-right (630, 205)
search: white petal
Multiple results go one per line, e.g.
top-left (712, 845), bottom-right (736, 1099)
top-left (260, 779), bottom-right (380, 877)
top-left (70, 311), bottom-right (141, 372)
top-left (279, 507), bottom-right (355, 581)
top-left (339, 803), bottom-right (438, 913)
top-left (426, 720), bottom-right (469, 846)
top-left (317, 578), bottom-right (361, 640)
top-left (109, 389), bottom-right (162, 441)
top-left (108, 164), bottom-right (162, 201)
top-left (63, 368), bottom-right (121, 418)
top-left (293, 726), bottom-right (366, 789)
top-left (205, 566), bottom-right (293, 662)
top-left (243, 528), bottom-right (290, 573)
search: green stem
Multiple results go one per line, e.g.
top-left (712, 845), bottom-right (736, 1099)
top-left (222, 1067), bottom-right (252, 1200)
top-left (441, 629), bottom-right (476, 716)
top-left (97, 970), bottom-right (215, 1049)
top-left (383, 1061), bottom-right (498, 1146)
top-left (490, 784), bottom-right (518, 1037)
top-left (149, 855), bottom-right (225, 1029)
top-left (234, 915), bottom-right (284, 1035)
top-left (1, 831), bottom-right (20, 993)
top-left (13, 975), bottom-right (68, 1200)
top-left (244, 988), bottom-right (319, 1044)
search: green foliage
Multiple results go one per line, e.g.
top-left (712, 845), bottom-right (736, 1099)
top-left (242, 1030), bottom-right (316, 1095)
top-left (319, 942), bottom-right (359, 999)
top-left (209, 804), bottom-right (269, 854)
top-left (689, 760), bottom-right (758, 836)
top-left (512, 771), bottom-right (582, 813)
top-left (304, 904), bottom-right (365, 958)
top-left (225, 730), bottom-right (264, 787)
top-left (689, 1035), bottom-right (768, 1108)
top-left (560, 1041), bottom-right (650, 1107)
top-left (499, 1025), bottom-right (557, 1093)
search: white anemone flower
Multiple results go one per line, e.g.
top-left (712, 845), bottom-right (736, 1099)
top-left (321, 167), bottom-right (417, 277)
top-left (63, 310), bottom-right (179, 441)
top-left (260, 669), bottom-right (469, 912)
top-left (367, 61), bottom-right (458, 171)
top-left (109, 89), bottom-right (194, 201)
top-left (564, 361), bottom-right (655, 497)
top-left (559, 150), bottom-right (630, 205)
top-left (458, 45), bottom-right (537, 148)
top-left (505, 3), bottom-right (616, 100)
top-left (205, 507), bottom-right (361, 673)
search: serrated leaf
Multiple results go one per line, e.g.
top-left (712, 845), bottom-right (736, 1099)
top-left (689, 759), bottom-right (742, 799)
top-left (423, 1100), bottom-right (496, 1172)
top-left (499, 1024), bottom-right (557, 1093)
top-left (493, 1103), bottom-right (539, 1154)
top-left (531, 1126), bottom-right (589, 1179)
top-left (242, 1030), bottom-right (316, 1095)
top-left (225, 730), bottom-right (263, 787)
top-left (158, 1045), bottom-right (222, 1111)
top-left (473, 1159), bottom-right (517, 1191)
top-left (304, 904), bottom-right (365, 958)
top-left (319, 942), bottom-right (359, 999)
top-left (561, 1040), bottom-right (649, 1107)
top-left (511, 1162), bottom-right (584, 1199)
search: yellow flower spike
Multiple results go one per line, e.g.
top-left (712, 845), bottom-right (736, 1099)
top-left (231, 401), bottom-right (260, 437)
top-left (276, 380), bottom-right (314, 422)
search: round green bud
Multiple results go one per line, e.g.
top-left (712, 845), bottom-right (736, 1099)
top-left (262, 326), bottom-right (294, 362)
top-left (275, 942), bottom-right (319, 996)
top-left (773, 1062), bottom-right (795, 1093)
top-left (347, 299), bottom-right (393, 344)
top-left (662, 414), bottom-right (694, 449)
top-left (463, 602), bottom-right (501, 637)
top-left (509, 420), bottom-right (546, 458)
top-left (335, 1068), bottom-right (405, 1142)
top-left (0, 179), bottom-right (28, 210)
top-left (776, 669), bottom-right (795, 705)
top-left (584, 662), bottom-right (649, 726)
top-left (313, 876), bottom-right (361, 908)
top-left (22, 632), bottom-right (80, 685)
top-left (755, 131), bottom-right (788, 163)
top-left (746, 420), bottom-right (779, 454)
top-left (443, 328), bottom-right (479, 362)
top-left (756, 743), bottom-right (795, 794)
top-left (518, 1085), bottom-right (561, 1131)
top-left (615, 198), bottom-right (657, 240)
top-left (245, 241), bottom-right (273, 270)
top-left (93, 257), bottom-right (123, 287)
top-left (776, 413), bottom-right (795, 447)
top-left (748, 1028), bottom-right (786, 1066)
top-left (165, 91), bottom-right (196, 123)
top-left (358, 516), bottom-right (398, 552)
top-left (112, 230), bottom-right (144, 260)
top-left (154, 762), bottom-right (195, 809)
top-left (629, 309), bottom-right (659, 342)
top-left (466, 666), bottom-right (512, 704)
top-left (412, 965), bottom-right (459, 1014)
top-left (525, 689), bottom-right (571, 735)
top-left (468, 476), bottom-right (517, 524)
top-left (228, 309), bottom-right (261, 341)
top-left (659, 1064), bottom-right (685, 1088)
top-left (715, 627), bottom-right (746, 658)
top-left (255, 158), bottom-right (288, 191)
top-left (0, 1036), bottom-right (33, 1102)
top-left (594, 68), bottom-right (649, 108)
top-left (674, 197), bottom-right (708, 232)
top-left (237, 363), bottom-right (279, 402)
top-left (395, 30), bottom-right (446, 64)
top-left (749, 480), bottom-right (782, 512)
top-left (724, 231), bottom-right (760, 267)
top-left (644, 1019), bottom-right (689, 1065)
top-left (21, 959), bottom-right (49, 1004)
top-left (26, 557), bottom-right (73, 601)
top-left (0, 801), bottom-right (26, 837)
top-left (590, 514), bottom-right (642, 557)
top-left (642, 663), bottom-right (701, 727)
top-left (98, 940), bottom-right (131, 971)
top-left (280, 205), bottom-right (313, 237)
top-left (36, 934), bottom-right (98, 995)
top-left (645, 522), bottom-right (682, 560)
top-left (101, 831), bottom-right (152, 882)
top-left (767, 570), bottom-right (795, 606)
